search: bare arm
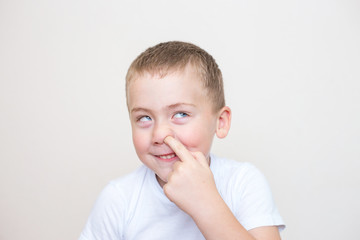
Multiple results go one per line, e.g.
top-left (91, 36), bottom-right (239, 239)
top-left (186, 193), bottom-right (281, 240)
top-left (163, 136), bottom-right (281, 240)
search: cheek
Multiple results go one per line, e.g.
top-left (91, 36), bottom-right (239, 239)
top-left (176, 128), bottom-right (213, 153)
top-left (132, 130), bottom-right (149, 153)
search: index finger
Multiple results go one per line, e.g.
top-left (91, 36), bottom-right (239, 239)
top-left (164, 136), bottom-right (193, 162)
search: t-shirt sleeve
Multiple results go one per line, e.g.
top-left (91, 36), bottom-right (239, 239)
top-left (79, 183), bottom-right (126, 240)
top-left (233, 164), bottom-right (285, 231)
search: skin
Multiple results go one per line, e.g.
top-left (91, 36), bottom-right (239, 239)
top-left (127, 64), bottom-right (281, 240)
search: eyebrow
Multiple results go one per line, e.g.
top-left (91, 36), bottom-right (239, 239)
top-left (130, 103), bottom-right (196, 114)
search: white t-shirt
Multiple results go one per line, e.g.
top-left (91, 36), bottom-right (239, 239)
top-left (79, 154), bottom-right (285, 240)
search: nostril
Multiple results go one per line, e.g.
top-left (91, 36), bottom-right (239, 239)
top-left (154, 139), bottom-right (164, 145)
top-left (152, 130), bottom-right (168, 145)
top-left (152, 126), bottom-right (175, 145)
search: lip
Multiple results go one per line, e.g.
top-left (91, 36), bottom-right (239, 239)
top-left (154, 153), bottom-right (178, 162)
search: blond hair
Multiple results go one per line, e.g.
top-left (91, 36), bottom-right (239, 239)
top-left (126, 41), bottom-right (225, 112)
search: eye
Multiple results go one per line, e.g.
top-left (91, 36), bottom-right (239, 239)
top-left (138, 116), bottom-right (152, 122)
top-left (173, 112), bottom-right (189, 119)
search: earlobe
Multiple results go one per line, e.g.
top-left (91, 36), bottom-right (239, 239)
top-left (216, 106), bottom-right (232, 139)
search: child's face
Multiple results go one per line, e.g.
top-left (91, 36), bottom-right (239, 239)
top-left (127, 65), bottom-right (219, 187)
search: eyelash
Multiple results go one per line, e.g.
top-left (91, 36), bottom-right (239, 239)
top-left (173, 112), bottom-right (189, 119)
top-left (136, 112), bottom-right (190, 123)
top-left (137, 115), bottom-right (152, 122)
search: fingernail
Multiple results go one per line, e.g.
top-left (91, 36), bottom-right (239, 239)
top-left (164, 136), bottom-right (170, 143)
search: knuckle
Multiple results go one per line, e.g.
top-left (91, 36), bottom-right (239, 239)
top-left (195, 151), bottom-right (203, 156)
top-left (163, 184), bottom-right (171, 196)
top-left (166, 172), bottom-right (174, 182)
top-left (163, 183), bottom-right (170, 192)
top-left (175, 161), bottom-right (184, 170)
top-left (163, 184), bottom-right (175, 201)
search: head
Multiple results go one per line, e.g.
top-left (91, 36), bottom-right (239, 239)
top-left (126, 41), bottom-right (231, 186)
top-left (126, 41), bottom-right (225, 112)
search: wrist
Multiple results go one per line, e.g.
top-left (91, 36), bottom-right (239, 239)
top-left (188, 190), bottom-right (226, 221)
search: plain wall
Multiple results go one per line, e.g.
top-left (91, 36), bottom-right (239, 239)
top-left (1, 0), bottom-right (359, 239)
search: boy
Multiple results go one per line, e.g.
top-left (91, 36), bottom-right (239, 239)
top-left (79, 41), bottom-right (285, 240)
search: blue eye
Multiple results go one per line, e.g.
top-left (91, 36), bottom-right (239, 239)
top-left (173, 112), bottom-right (189, 118)
top-left (139, 116), bottom-right (152, 122)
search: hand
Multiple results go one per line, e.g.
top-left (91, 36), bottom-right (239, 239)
top-left (163, 137), bottom-right (270, 240)
top-left (163, 136), bottom-right (220, 217)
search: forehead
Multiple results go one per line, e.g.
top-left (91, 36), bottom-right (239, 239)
top-left (127, 65), bottom-right (209, 111)
top-left (128, 61), bottom-right (203, 85)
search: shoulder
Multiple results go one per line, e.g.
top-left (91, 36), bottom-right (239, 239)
top-left (211, 155), bottom-right (285, 231)
top-left (79, 166), bottom-right (152, 240)
top-left (90, 165), bottom-right (150, 215)
top-left (108, 165), bottom-right (150, 193)
top-left (95, 165), bottom-right (155, 213)
top-left (211, 154), bottom-right (273, 198)
top-left (211, 154), bottom-right (264, 185)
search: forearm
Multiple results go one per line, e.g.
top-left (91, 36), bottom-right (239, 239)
top-left (162, 137), bottom-right (281, 240)
top-left (189, 194), bottom-right (256, 240)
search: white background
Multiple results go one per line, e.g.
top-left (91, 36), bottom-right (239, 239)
top-left (1, 0), bottom-right (359, 239)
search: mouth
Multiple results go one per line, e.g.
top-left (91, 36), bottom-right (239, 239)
top-left (155, 153), bottom-right (177, 161)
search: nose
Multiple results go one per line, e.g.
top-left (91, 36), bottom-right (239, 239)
top-left (152, 121), bottom-right (174, 145)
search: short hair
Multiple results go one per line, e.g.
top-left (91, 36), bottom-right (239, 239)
top-left (126, 41), bottom-right (225, 112)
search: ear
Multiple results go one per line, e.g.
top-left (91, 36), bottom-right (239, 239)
top-left (215, 106), bottom-right (232, 139)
